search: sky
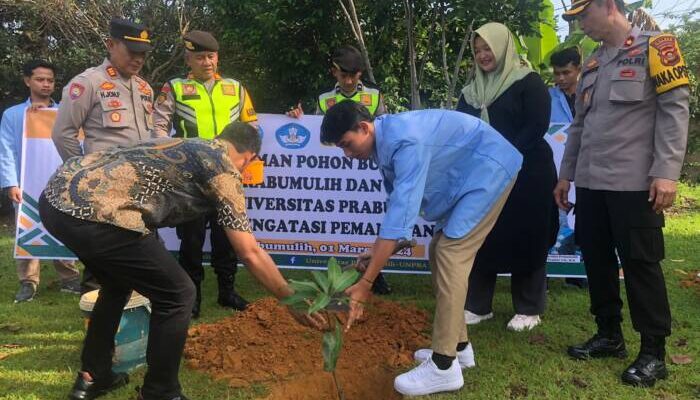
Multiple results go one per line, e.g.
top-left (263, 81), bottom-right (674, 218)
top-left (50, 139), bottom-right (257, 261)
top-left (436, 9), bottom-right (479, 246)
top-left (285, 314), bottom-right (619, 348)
top-left (552, 0), bottom-right (699, 38)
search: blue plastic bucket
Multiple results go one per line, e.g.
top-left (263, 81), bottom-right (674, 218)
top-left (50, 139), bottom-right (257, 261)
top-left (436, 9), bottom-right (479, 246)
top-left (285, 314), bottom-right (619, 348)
top-left (79, 290), bottom-right (151, 373)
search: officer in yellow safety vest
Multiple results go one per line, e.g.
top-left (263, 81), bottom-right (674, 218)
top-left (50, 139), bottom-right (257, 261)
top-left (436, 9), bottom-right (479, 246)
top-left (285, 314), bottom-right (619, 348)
top-left (288, 45), bottom-right (386, 118)
top-left (287, 45), bottom-right (391, 295)
top-left (153, 30), bottom-right (257, 318)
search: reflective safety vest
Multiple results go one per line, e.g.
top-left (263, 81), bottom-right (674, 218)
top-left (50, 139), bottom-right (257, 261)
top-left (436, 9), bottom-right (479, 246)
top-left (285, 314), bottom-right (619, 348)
top-left (318, 83), bottom-right (380, 116)
top-left (170, 77), bottom-right (245, 139)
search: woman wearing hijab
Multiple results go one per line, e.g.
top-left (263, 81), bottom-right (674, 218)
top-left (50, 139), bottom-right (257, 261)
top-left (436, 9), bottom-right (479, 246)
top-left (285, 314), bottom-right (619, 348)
top-left (457, 22), bottom-right (558, 331)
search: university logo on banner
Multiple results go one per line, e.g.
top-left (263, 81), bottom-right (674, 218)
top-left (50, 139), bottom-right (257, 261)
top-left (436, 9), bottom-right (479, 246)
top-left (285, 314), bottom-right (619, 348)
top-left (275, 123), bottom-right (310, 149)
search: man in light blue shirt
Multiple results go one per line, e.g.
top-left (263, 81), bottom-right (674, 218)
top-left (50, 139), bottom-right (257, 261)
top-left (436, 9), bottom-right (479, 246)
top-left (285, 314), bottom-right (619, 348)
top-left (549, 47), bottom-right (587, 288)
top-left (0, 60), bottom-right (79, 303)
top-left (320, 100), bottom-right (522, 396)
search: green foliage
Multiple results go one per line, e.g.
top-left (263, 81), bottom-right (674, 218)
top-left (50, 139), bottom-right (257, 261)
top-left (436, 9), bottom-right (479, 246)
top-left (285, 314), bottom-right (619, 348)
top-left (522, 0), bottom-right (559, 73)
top-left (0, 0), bottom-right (549, 114)
top-left (281, 257), bottom-right (359, 375)
top-left (322, 323), bottom-right (343, 372)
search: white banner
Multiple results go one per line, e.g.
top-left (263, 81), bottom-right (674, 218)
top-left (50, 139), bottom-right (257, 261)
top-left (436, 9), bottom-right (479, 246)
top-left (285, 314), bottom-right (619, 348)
top-left (159, 114), bottom-right (434, 272)
top-left (17, 112), bottom-right (584, 276)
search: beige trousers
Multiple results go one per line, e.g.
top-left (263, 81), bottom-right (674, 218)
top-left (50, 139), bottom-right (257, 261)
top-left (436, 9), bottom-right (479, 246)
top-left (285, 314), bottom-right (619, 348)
top-left (16, 258), bottom-right (79, 286)
top-left (430, 179), bottom-right (515, 357)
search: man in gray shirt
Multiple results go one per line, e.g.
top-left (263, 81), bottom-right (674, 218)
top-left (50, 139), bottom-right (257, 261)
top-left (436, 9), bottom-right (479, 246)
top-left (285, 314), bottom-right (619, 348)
top-left (555, 0), bottom-right (689, 388)
top-left (51, 18), bottom-right (156, 293)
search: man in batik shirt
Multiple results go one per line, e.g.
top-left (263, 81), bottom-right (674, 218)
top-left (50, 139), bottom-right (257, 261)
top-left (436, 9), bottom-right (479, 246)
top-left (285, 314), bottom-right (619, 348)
top-left (39, 122), bottom-right (324, 400)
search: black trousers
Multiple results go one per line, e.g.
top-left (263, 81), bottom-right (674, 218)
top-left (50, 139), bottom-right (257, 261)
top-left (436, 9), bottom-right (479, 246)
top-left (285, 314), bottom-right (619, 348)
top-left (39, 195), bottom-right (195, 399)
top-left (465, 264), bottom-right (547, 316)
top-left (176, 214), bottom-right (238, 286)
top-left (575, 188), bottom-right (671, 337)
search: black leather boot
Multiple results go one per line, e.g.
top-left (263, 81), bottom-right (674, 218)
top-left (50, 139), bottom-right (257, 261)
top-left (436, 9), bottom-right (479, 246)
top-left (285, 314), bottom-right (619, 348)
top-left (69, 371), bottom-right (128, 400)
top-left (217, 273), bottom-right (249, 311)
top-left (621, 335), bottom-right (668, 387)
top-left (136, 388), bottom-right (189, 400)
top-left (568, 318), bottom-right (626, 360)
top-left (371, 272), bottom-right (392, 295)
top-left (191, 283), bottom-right (202, 319)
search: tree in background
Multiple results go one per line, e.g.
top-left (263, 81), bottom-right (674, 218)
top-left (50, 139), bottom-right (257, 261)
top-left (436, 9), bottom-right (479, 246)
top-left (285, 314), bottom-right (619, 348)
top-left (0, 0), bottom-right (209, 111)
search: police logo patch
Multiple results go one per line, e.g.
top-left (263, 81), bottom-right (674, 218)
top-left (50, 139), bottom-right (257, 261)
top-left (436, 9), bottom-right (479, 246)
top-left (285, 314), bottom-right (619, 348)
top-left (222, 84), bottom-right (236, 96)
top-left (183, 84), bottom-right (196, 95)
top-left (651, 35), bottom-right (681, 67)
top-left (69, 83), bottom-right (85, 100)
top-left (110, 112), bottom-right (121, 122)
top-left (325, 98), bottom-right (337, 109)
top-left (107, 99), bottom-right (122, 108)
top-left (360, 94), bottom-right (372, 106)
top-left (100, 82), bottom-right (116, 90)
top-left (157, 93), bottom-right (167, 104)
top-left (649, 33), bottom-right (690, 94)
top-left (106, 67), bottom-right (118, 78)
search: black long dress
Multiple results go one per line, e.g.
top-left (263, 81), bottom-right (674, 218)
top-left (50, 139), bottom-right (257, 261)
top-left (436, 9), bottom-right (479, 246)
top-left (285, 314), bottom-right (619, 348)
top-left (457, 72), bottom-right (558, 274)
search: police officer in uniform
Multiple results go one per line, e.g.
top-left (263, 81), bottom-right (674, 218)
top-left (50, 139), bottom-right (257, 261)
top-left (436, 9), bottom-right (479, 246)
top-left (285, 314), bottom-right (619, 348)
top-left (287, 45), bottom-right (391, 294)
top-left (315, 45), bottom-right (386, 116)
top-left (554, 0), bottom-right (690, 387)
top-left (153, 30), bottom-right (257, 317)
top-left (52, 17), bottom-right (155, 295)
top-left (288, 45), bottom-right (386, 118)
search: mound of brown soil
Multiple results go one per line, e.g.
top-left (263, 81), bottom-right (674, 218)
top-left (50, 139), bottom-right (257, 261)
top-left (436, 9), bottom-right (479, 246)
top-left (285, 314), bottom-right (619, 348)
top-left (185, 297), bottom-right (431, 400)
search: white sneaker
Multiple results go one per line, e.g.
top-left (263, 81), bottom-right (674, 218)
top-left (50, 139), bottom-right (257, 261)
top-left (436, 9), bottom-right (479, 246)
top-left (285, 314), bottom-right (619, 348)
top-left (394, 358), bottom-right (464, 396)
top-left (465, 310), bottom-right (493, 325)
top-left (413, 343), bottom-right (475, 369)
top-left (506, 314), bottom-right (541, 331)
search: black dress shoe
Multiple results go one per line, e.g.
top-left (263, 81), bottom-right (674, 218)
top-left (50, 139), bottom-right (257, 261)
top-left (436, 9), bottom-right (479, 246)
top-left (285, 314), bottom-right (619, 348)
top-left (218, 290), bottom-right (249, 311)
top-left (371, 273), bottom-right (392, 295)
top-left (567, 334), bottom-right (627, 360)
top-left (69, 371), bottom-right (129, 400)
top-left (621, 353), bottom-right (668, 387)
top-left (191, 284), bottom-right (201, 319)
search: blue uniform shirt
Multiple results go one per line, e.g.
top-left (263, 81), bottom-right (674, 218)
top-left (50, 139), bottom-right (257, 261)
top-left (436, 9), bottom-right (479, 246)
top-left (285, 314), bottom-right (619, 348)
top-left (0, 99), bottom-right (57, 188)
top-left (549, 87), bottom-right (574, 124)
top-left (373, 110), bottom-right (522, 240)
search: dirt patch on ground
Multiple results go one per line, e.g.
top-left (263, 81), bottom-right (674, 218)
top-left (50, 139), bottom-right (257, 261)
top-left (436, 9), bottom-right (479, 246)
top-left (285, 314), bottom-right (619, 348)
top-left (185, 297), bottom-right (431, 400)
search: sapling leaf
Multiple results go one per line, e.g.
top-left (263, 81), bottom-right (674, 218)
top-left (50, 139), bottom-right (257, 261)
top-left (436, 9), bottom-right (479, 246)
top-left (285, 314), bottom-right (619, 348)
top-left (333, 269), bottom-right (360, 293)
top-left (308, 292), bottom-right (331, 314)
top-left (280, 293), bottom-right (310, 310)
top-left (327, 258), bottom-right (342, 293)
top-left (312, 271), bottom-right (330, 294)
top-left (289, 279), bottom-right (321, 296)
top-left (322, 320), bottom-right (344, 372)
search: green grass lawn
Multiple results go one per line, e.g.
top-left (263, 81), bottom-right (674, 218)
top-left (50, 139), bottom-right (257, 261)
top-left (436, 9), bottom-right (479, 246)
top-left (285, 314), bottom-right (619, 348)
top-left (0, 185), bottom-right (698, 400)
